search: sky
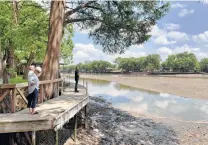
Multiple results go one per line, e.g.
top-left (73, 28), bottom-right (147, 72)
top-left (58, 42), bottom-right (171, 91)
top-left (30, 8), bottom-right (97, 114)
top-left (71, 1), bottom-right (208, 64)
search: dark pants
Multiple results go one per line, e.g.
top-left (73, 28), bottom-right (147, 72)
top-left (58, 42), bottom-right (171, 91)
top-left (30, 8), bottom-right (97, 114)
top-left (27, 88), bottom-right (38, 108)
top-left (75, 79), bottom-right (79, 91)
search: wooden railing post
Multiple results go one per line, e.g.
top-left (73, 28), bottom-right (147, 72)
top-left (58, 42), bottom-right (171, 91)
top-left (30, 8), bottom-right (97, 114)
top-left (86, 82), bottom-right (88, 95)
top-left (11, 88), bottom-right (16, 113)
top-left (61, 80), bottom-right (64, 92)
top-left (57, 81), bottom-right (60, 96)
top-left (39, 85), bottom-right (44, 103)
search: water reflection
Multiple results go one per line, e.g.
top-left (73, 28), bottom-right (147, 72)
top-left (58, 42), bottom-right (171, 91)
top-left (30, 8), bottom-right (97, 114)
top-left (72, 78), bottom-right (208, 121)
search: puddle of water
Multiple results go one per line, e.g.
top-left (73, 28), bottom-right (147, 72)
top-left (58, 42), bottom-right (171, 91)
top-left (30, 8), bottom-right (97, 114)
top-left (69, 78), bottom-right (208, 122)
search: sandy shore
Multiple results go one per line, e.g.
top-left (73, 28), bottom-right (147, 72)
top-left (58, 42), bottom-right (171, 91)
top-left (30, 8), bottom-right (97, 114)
top-left (79, 74), bottom-right (208, 100)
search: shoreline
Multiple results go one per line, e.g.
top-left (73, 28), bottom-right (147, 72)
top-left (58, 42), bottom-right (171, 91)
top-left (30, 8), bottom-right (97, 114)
top-left (65, 96), bottom-right (208, 145)
top-left (77, 74), bottom-right (208, 100)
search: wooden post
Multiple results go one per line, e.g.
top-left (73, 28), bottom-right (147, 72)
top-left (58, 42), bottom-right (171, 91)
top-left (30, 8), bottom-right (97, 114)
top-left (55, 130), bottom-right (58, 145)
top-left (39, 85), bottom-right (44, 103)
top-left (84, 105), bottom-right (88, 131)
top-left (86, 82), bottom-right (88, 95)
top-left (83, 79), bottom-right (84, 86)
top-left (9, 133), bottom-right (14, 145)
top-left (11, 88), bottom-right (16, 113)
top-left (61, 79), bottom-right (64, 92)
top-left (74, 114), bottom-right (77, 142)
top-left (32, 131), bottom-right (36, 145)
top-left (57, 82), bottom-right (59, 96)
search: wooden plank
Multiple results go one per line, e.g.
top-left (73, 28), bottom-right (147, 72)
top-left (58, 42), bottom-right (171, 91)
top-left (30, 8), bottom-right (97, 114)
top-left (0, 84), bottom-right (16, 89)
top-left (0, 90), bottom-right (10, 102)
top-left (11, 88), bottom-right (17, 113)
top-left (24, 132), bottom-right (32, 145)
top-left (0, 120), bottom-right (52, 133)
top-left (54, 96), bottom-right (89, 131)
top-left (16, 88), bottom-right (28, 104)
top-left (39, 85), bottom-right (44, 103)
top-left (84, 105), bottom-right (88, 131)
top-left (0, 85), bottom-right (88, 133)
top-left (55, 130), bottom-right (59, 145)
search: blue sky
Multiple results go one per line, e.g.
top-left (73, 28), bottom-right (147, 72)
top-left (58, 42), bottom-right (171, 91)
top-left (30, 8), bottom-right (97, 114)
top-left (72, 1), bottom-right (208, 64)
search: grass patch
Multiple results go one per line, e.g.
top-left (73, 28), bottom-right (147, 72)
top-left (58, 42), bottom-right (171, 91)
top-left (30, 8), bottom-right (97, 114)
top-left (9, 75), bottom-right (27, 84)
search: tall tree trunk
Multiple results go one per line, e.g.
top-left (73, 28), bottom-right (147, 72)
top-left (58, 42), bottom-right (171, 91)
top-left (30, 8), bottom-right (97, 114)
top-left (7, 0), bottom-right (18, 78)
top-left (0, 41), bottom-right (3, 81)
top-left (41, 0), bottom-right (65, 98)
top-left (23, 52), bottom-right (35, 80)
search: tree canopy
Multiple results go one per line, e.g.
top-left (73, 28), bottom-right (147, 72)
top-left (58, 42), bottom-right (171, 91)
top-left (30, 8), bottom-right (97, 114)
top-left (200, 58), bottom-right (208, 72)
top-left (164, 52), bottom-right (200, 72)
top-left (64, 1), bottom-right (170, 54)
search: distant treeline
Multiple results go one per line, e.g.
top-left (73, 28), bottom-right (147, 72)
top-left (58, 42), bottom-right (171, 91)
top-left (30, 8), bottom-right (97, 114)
top-left (62, 52), bottom-right (208, 73)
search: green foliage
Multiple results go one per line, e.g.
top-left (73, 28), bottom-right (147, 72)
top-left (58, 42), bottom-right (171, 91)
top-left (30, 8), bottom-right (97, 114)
top-left (114, 55), bottom-right (161, 72)
top-left (65, 1), bottom-right (170, 54)
top-left (164, 52), bottom-right (199, 72)
top-left (61, 25), bottom-right (74, 64)
top-left (65, 60), bottom-right (113, 73)
top-left (200, 58), bottom-right (208, 72)
top-left (9, 75), bottom-right (27, 84)
top-left (0, 2), bottom-right (13, 52)
top-left (13, 1), bottom-right (49, 63)
top-left (144, 54), bottom-right (161, 71)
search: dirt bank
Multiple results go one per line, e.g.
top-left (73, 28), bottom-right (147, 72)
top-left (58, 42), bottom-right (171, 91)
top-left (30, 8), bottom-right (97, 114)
top-left (80, 74), bottom-right (208, 100)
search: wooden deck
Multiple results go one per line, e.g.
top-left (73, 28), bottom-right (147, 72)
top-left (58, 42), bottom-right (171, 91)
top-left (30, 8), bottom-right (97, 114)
top-left (0, 84), bottom-right (88, 133)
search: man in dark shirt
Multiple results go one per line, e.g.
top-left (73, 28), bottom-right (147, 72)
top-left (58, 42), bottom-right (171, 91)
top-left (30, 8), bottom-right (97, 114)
top-left (75, 67), bottom-right (79, 92)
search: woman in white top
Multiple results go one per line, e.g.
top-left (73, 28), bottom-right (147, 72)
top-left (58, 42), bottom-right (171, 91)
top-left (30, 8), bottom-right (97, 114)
top-left (27, 67), bottom-right (42, 114)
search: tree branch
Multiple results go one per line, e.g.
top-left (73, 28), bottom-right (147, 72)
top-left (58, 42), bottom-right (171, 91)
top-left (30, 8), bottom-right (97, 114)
top-left (65, 1), bottom-right (96, 17)
top-left (64, 17), bottom-right (103, 25)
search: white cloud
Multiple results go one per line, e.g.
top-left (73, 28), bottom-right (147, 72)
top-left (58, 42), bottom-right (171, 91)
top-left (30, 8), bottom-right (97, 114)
top-left (73, 43), bottom-right (106, 64)
top-left (129, 44), bottom-right (144, 49)
top-left (116, 51), bottom-right (147, 58)
top-left (157, 47), bottom-right (173, 60)
top-left (164, 23), bottom-right (180, 31)
top-left (178, 9), bottom-right (195, 17)
top-left (167, 31), bottom-right (189, 41)
top-left (73, 43), bottom-right (147, 64)
top-left (171, 3), bottom-right (186, 8)
top-left (151, 25), bottom-right (188, 45)
top-left (173, 44), bottom-right (197, 54)
top-left (192, 31), bottom-right (208, 43)
top-left (154, 36), bottom-right (176, 45)
top-left (150, 25), bottom-right (167, 37)
top-left (196, 52), bottom-right (208, 60)
top-left (171, 44), bottom-right (207, 60)
top-left (157, 47), bottom-right (173, 55)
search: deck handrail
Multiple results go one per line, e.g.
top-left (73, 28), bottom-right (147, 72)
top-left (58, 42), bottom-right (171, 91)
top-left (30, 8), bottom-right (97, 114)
top-left (0, 78), bottom-right (64, 113)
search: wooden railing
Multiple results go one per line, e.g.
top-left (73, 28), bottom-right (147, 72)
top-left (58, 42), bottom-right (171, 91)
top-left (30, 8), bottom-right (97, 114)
top-left (0, 79), bottom-right (63, 113)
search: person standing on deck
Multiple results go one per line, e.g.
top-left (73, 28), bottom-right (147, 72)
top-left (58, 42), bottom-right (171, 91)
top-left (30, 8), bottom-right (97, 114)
top-left (28, 65), bottom-right (35, 86)
top-left (75, 66), bottom-right (79, 92)
top-left (27, 67), bottom-right (42, 114)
